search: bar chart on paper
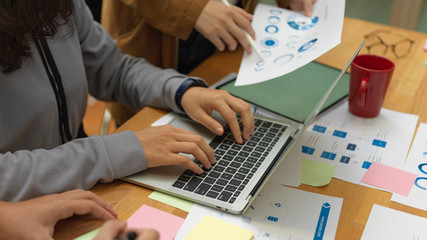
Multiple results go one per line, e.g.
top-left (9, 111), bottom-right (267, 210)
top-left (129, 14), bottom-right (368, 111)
top-left (289, 102), bottom-right (418, 186)
top-left (175, 185), bottom-right (343, 240)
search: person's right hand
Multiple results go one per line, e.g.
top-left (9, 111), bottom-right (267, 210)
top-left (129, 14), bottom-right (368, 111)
top-left (94, 220), bottom-right (159, 240)
top-left (195, 1), bottom-right (255, 55)
top-left (288, 0), bottom-right (317, 17)
top-left (134, 125), bottom-right (216, 174)
top-left (0, 189), bottom-right (116, 240)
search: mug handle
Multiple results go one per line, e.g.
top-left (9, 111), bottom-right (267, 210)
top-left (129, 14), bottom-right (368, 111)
top-left (357, 78), bottom-right (369, 107)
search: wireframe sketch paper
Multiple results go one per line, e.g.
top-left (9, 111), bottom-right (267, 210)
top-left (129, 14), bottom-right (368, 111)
top-left (271, 101), bottom-right (419, 187)
top-left (361, 204), bottom-right (427, 240)
top-left (175, 184), bottom-right (343, 240)
top-left (392, 123), bottom-right (427, 211)
top-left (235, 0), bottom-right (345, 86)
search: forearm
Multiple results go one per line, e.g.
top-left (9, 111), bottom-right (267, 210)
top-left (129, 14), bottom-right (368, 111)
top-left (0, 132), bottom-right (145, 201)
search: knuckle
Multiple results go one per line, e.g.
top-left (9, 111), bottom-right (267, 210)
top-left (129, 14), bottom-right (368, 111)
top-left (241, 101), bottom-right (251, 111)
top-left (193, 135), bottom-right (204, 144)
top-left (188, 142), bottom-right (199, 152)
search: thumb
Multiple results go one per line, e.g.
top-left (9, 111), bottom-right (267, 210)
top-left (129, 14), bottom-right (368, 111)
top-left (304, 0), bottom-right (313, 17)
top-left (94, 220), bottom-right (127, 240)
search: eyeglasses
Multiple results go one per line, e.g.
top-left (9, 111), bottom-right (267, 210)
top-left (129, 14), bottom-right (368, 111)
top-left (364, 29), bottom-right (414, 59)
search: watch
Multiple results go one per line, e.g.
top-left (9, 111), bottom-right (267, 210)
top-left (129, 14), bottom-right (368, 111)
top-left (175, 78), bottom-right (208, 111)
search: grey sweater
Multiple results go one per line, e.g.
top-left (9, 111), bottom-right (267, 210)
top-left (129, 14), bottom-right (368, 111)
top-left (0, 0), bottom-right (192, 201)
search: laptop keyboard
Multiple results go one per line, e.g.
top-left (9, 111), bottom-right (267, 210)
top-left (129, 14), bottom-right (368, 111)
top-left (172, 117), bottom-right (287, 204)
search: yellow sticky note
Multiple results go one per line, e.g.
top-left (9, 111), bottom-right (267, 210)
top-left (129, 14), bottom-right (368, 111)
top-left (184, 215), bottom-right (253, 240)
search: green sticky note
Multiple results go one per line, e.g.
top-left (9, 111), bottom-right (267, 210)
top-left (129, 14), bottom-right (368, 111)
top-left (74, 228), bottom-right (100, 240)
top-left (184, 215), bottom-right (254, 240)
top-left (301, 158), bottom-right (336, 187)
top-left (149, 191), bottom-right (194, 212)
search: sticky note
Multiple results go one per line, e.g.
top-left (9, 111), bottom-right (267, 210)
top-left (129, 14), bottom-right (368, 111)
top-left (301, 158), bottom-right (336, 187)
top-left (127, 205), bottom-right (185, 240)
top-left (149, 191), bottom-right (194, 212)
top-left (184, 215), bottom-right (254, 240)
top-left (361, 162), bottom-right (417, 196)
top-left (74, 228), bottom-right (100, 240)
top-left (424, 38), bottom-right (427, 51)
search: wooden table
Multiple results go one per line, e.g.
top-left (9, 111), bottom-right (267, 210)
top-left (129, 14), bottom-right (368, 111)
top-left (54, 17), bottom-right (427, 239)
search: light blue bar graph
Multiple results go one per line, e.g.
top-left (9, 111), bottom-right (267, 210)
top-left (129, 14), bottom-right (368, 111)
top-left (313, 125), bottom-right (327, 133)
top-left (372, 139), bottom-right (387, 148)
top-left (332, 130), bottom-right (347, 138)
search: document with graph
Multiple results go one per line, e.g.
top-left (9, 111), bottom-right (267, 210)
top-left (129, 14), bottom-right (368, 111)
top-left (361, 204), bottom-right (427, 240)
top-left (235, 0), bottom-right (344, 86)
top-left (392, 123), bottom-right (427, 210)
top-left (272, 101), bottom-right (419, 187)
top-left (176, 184), bottom-right (343, 240)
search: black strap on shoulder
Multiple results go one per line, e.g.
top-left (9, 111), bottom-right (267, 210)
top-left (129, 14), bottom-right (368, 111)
top-left (35, 37), bottom-right (73, 143)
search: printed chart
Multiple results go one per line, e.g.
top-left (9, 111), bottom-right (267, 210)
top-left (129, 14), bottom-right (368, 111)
top-left (175, 184), bottom-right (343, 240)
top-left (236, 0), bottom-right (345, 86)
top-left (275, 102), bottom-right (419, 186)
top-left (392, 123), bottom-right (427, 210)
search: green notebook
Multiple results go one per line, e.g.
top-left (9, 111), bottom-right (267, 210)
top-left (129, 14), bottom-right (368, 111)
top-left (218, 61), bottom-right (349, 123)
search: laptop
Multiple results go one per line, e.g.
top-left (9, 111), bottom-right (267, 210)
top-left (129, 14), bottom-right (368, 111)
top-left (124, 41), bottom-right (365, 214)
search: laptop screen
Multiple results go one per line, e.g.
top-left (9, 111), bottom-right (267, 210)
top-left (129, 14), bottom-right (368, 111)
top-left (217, 61), bottom-right (349, 123)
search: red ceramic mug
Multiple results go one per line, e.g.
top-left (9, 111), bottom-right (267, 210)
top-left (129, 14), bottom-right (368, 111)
top-left (348, 54), bottom-right (395, 118)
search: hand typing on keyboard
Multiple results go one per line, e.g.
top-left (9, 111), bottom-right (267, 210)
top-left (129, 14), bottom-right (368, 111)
top-left (135, 87), bottom-right (254, 174)
top-left (181, 87), bottom-right (255, 144)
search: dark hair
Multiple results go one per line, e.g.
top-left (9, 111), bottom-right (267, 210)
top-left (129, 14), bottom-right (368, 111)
top-left (0, 0), bottom-right (74, 74)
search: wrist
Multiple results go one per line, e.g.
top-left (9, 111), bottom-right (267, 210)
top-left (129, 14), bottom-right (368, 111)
top-left (175, 78), bottom-right (207, 111)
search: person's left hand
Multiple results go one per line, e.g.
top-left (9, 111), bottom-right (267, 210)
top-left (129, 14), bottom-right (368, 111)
top-left (288, 0), bottom-right (317, 17)
top-left (181, 87), bottom-right (254, 144)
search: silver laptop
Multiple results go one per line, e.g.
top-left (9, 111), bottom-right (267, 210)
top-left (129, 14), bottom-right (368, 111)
top-left (124, 41), bottom-right (365, 214)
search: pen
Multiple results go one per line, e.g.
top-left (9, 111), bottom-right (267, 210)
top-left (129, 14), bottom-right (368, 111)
top-left (115, 231), bottom-right (138, 240)
top-left (221, 0), bottom-right (265, 62)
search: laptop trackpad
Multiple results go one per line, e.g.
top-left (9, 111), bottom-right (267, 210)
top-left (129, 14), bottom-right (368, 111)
top-left (169, 114), bottom-right (224, 143)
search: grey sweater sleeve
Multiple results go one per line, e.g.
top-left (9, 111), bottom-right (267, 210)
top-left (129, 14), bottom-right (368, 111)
top-left (0, 0), bottom-right (197, 201)
top-left (0, 132), bottom-right (145, 201)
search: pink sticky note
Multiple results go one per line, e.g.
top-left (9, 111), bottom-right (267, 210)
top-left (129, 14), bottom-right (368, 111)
top-left (361, 162), bottom-right (418, 196)
top-left (424, 38), bottom-right (427, 51)
top-left (127, 205), bottom-right (185, 240)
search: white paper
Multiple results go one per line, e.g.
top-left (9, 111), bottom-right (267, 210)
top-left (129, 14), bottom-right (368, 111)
top-left (235, 0), bottom-right (344, 86)
top-left (176, 184), bottom-right (343, 240)
top-left (391, 123), bottom-right (427, 211)
top-left (271, 101), bottom-right (419, 187)
top-left (267, 143), bottom-right (301, 187)
top-left (361, 204), bottom-right (427, 240)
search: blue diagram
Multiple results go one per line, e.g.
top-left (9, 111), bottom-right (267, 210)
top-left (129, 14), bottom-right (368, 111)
top-left (347, 143), bottom-right (357, 151)
top-left (265, 25), bottom-right (279, 34)
top-left (302, 145), bottom-right (315, 155)
top-left (261, 37), bottom-right (279, 48)
top-left (298, 38), bottom-right (318, 52)
top-left (333, 130), bottom-right (347, 138)
top-left (269, 9), bottom-right (283, 15)
top-left (313, 125), bottom-right (327, 133)
top-left (287, 14), bottom-right (319, 30)
top-left (267, 216), bottom-right (279, 222)
top-left (340, 156), bottom-right (351, 164)
top-left (268, 16), bottom-right (281, 24)
top-left (362, 161), bottom-right (372, 169)
top-left (273, 54), bottom-right (294, 65)
top-left (321, 151), bottom-right (337, 160)
top-left (372, 139), bottom-right (387, 148)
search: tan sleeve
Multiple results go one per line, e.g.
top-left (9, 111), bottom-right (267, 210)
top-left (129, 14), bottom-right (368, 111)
top-left (118, 0), bottom-right (209, 40)
top-left (276, 0), bottom-right (290, 8)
